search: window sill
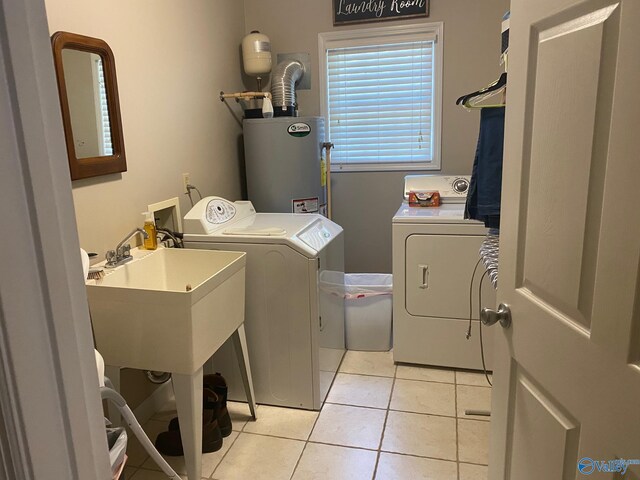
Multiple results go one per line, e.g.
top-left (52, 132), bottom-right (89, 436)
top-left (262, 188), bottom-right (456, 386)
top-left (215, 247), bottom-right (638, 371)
top-left (330, 163), bottom-right (440, 173)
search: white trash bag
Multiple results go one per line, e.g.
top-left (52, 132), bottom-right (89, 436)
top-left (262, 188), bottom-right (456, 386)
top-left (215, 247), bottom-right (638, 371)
top-left (343, 274), bottom-right (393, 352)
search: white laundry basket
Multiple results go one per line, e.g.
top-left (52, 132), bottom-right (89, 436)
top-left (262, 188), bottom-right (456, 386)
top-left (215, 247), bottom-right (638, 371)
top-left (344, 274), bottom-right (393, 351)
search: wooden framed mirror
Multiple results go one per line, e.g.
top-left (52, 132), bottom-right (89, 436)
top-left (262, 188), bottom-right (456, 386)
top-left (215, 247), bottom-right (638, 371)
top-left (51, 32), bottom-right (126, 180)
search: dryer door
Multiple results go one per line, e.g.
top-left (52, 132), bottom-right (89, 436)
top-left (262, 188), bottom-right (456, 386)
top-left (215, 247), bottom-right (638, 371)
top-left (405, 234), bottom-right (496, 319)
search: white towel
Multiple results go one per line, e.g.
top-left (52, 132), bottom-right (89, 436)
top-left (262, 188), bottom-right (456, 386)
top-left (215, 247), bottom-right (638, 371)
top-left (80, 248), bottom-right (90, 280)
top-left (94, 349), bottom-right (105, 387)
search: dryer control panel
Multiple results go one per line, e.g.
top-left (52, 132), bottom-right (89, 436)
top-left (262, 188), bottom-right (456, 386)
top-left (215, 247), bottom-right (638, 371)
top-left (184, 197), bottom-right (256, 234)
top-left (403, 175), bottom-right (470, 203)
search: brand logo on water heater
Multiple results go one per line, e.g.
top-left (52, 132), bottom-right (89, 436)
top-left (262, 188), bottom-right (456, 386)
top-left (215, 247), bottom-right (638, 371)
top-left (287, 122), bottom-right (311, 137)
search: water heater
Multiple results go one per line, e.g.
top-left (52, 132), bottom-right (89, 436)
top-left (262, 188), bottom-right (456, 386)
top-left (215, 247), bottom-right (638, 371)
top-left (243, 117), bottom-right (326, 215)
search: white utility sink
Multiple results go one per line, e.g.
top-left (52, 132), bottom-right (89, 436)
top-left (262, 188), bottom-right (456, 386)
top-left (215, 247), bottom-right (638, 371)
top-left (88, 247), bottom-right (247, 374)
top-left (88, 247), bottom-right (256, 480)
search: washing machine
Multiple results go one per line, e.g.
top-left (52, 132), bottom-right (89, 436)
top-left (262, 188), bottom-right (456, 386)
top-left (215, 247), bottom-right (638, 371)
top-left (392, 175), bottom-right (496, 370)
top-left (183, 197), bottom-right (345, 410)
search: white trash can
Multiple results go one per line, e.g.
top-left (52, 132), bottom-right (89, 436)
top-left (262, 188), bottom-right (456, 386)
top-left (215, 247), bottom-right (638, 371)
top-left (344, 273), bottom-right (393, 351)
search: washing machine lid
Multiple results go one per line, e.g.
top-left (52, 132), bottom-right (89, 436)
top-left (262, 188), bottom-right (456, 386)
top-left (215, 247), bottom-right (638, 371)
top-left (183, 197), bottom-right (342, 256)
top-left (218, 213), bottom-right (320, 239)
top-left (393, 202), bottom-right (483, 224)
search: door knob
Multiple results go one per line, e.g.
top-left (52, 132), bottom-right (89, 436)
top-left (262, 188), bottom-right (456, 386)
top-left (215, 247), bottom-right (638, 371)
top-left (480, 303), bottom-right (512, 328)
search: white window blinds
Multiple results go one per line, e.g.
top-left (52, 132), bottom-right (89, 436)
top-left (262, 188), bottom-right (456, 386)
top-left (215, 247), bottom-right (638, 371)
top-left (327, 39), bottom-right (435, 167)
top-left (96, 59), bottom-right (113, 156)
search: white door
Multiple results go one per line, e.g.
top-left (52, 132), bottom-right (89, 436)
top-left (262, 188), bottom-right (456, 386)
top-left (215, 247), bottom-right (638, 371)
top-left (1, 0), bottom-right (111, 477)
top-left (490, 0), bottom-right (640, 478)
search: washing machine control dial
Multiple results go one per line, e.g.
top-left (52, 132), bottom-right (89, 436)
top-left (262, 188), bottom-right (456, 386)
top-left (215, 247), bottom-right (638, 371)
top-left (206, 199), bottom-right (237, 224)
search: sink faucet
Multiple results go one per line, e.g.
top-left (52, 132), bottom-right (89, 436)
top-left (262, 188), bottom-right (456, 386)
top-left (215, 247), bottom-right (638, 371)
top-left (105, 228), bottom-right (149, 268)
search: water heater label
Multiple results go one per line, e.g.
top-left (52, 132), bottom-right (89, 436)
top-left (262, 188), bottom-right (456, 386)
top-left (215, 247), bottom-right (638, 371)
top-left (254, 41), bottom-right (271, 52)
top-left (292, 197), bottom-right (319, 214)
top-left (287, 123), bottom-right (311, 137)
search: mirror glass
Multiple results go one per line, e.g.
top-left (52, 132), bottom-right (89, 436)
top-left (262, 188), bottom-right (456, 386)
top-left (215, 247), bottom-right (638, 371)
top-left (51, 31), bottom-right (126, 181)
top-left (61, 49), bottom-right (113, 159)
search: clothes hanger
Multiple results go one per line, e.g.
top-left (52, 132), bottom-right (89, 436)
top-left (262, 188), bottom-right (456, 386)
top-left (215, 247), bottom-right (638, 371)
top-left (463, 84), bottom-right (506, 109)
top-left (456, 72), bottom-right (507, 108)
top-left (455, 73), bottom-right (506, 105)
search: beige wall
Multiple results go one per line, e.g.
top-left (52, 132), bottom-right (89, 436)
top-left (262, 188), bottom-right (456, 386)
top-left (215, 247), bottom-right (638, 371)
top-left (45, 0), bottom-right (247, 259)
top-left (45, 0), bottom-right (247, 408)
top-left (244, 0), bottom-right (509, 273)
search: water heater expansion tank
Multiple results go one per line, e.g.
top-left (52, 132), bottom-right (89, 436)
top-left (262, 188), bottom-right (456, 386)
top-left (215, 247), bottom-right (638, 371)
top-left (242, 31), bottom-right (272, 76)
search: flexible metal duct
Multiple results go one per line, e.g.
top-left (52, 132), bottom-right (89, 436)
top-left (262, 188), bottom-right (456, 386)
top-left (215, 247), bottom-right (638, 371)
top-left (271, 60), bottom-right (304, 114)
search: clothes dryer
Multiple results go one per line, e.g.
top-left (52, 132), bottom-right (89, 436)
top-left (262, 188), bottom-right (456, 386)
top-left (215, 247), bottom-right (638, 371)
top-left (183, 197), bottom-right (345, 410)
top-left (392, 176), bottom-right (496, 369)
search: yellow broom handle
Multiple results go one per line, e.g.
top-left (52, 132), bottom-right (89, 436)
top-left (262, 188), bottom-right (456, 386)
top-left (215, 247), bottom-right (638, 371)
top-left (322, 142), bottom-right (334, 219)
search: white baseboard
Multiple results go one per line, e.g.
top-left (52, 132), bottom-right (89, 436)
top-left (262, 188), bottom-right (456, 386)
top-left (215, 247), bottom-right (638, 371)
top-left (132, 381), bottom-right (174, 425)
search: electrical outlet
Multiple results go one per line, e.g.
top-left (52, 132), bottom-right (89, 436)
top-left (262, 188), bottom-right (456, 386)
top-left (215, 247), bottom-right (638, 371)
top-left (182, 173), bottom-right (190, 193)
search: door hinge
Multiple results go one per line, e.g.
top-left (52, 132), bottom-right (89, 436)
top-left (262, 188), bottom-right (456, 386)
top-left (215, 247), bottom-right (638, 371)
top-left (317, 258), bottom-right (321, 270)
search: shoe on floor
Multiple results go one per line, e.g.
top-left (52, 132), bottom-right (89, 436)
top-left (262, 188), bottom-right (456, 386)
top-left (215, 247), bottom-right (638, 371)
top-left (155, 388), bottom-right (223, 456)
top-left (169, 372), bottom-right (233, 437)
top-left (203, 372), bottom-right (232, 436)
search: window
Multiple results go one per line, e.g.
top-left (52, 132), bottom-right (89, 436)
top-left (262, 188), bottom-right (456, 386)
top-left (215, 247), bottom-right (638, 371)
top-left (319, 23), bottom-right (442, 171)
top-left (92, 56), bottom-right (113, 156)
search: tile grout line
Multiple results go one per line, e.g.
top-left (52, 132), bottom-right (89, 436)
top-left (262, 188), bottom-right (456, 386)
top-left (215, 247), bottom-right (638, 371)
top-left (296, 437), bottom-right (471, 464)
top-left (338, 371), bottom-right (396, 379)
top-left (378, 447), bottom-right (470, 464)
top-left (323, 401), bottom-right (491, 422)
top-left (323, 400), bottom-right (388, 411)
top-left (459, 460), bottom-right (492, 467)
top-left (287, 443), bottom-right (308, 480)
top-left (287, 408), bottom-right (323, 480)
top-left (343, 369), bottom-right (460, 386)
top-left (371, 361), bottom-right (398, 480)
top-left (209, 431), bottom-right (242, 479)
top-left (395, 374), bottom-right (456, 385)
top-left (289, 402), bottom-right (322, 480)
top-left (226, 430), bottom-right (312, 443)
top-left (303, 439), bottom-right (376, 453)
top-left (207, 414), bottom-right (253, 479)
top-left (288, 350), bottom-right (348, 480)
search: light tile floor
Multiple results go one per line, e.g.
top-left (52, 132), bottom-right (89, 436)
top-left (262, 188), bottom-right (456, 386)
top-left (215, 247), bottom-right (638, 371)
top-left (125, 350), bottom-right (492, 480)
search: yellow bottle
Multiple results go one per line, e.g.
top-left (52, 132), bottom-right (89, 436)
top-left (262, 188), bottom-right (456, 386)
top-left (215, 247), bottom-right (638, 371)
top-left (142, 212), bottom-right (157, 250)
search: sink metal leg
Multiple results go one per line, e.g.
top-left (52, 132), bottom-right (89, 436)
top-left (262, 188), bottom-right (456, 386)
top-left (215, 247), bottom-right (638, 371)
top-left (104, 365), bottom-right (122, 427)
top-left (231, 323), bottom-right (257, 419)
top-left (172, 368), bottom-right (203, 480)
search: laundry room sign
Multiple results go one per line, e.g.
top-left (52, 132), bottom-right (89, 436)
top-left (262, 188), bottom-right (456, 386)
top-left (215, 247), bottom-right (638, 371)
top-left (333, 0), bottom-right (429, 25)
